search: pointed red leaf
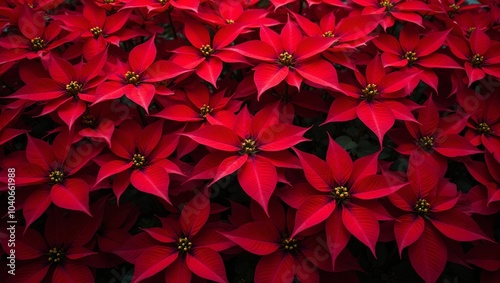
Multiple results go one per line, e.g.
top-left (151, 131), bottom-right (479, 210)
top-left (351, 175), bottom-right (406, 199)
top-left (292, 195), bottom-right (336, 237)
top-left (434, 135), bottom-right (482, 157)
top-left (130, 165), bottom-right (171, 203)
top-left (430, 210), bottom-right (489, 242)
top-left (254, 252), bottom-right (295, 283)
top-left (196, 57), bottom-right (222, 87)
top-left (229, 40), bottom-right (275, 61)
top-left (51, 178), bottom-right (90, 215)
top-left (342, 203), bottom-right (379, 256)
top-left (23, 189), bottom-right (51, 228)
top-left (325, 209), bottom-right (351, 270)
top-left (209, 154), bottom-right (248, 186)
top-left (326, 135), bottom-right (353, 185)
top-left (186, 248), bottom-right (228, 283)
top-left (184, 125), bottom-right (241, 151)
top-left (258, 124), bottom-right (309, 151)
top-left (131, 246), bottom-right (178, 283)
top-left (295, 60), bottom-right (340, 91)
top-left (237, 156), bottom-right (277, 215)
top-left (293, 148), bottom-right (334, 192)
top-left (220, 220), bottom-right (281, 255)
top-left (180, 188), bottom-right (210, 237)
top-left (394, 214), bottom-right (425, 256)
top-left (95, 160), bottom-right (133, 185)
top-left (408, 226), bottom-right (447, 283)
top-left (26, 135), bottom-right (54, 170)
top-left (129, 35), bottom-right (156, 73)
top-left (356, 101), bottom-right (394, 146)
top-left (254, 63), bottom-right (289, 97)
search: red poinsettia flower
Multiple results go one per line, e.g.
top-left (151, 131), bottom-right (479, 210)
top-left (460, 89), bottom-right (500, 161)
top-left (428, 0), bottom-right (485, 18)
top-left (0, 208), bottom-right (100, 283)
top-left (184, 104), bottom-right (308, 214)
top-left (389, 96), bottom-right (482, 173)
top-left (94, 119), bottom-right (183, 203)
top-left (1, 130), bottom-right (103, 227)
top-left (0, 6), bottom-right (76, 64)
top-left (120, 0), bottom-right (199, 13)
top-left (352, 0), bottom-right (433, 29)
top-left (290, 137), bottom-right (405, 269)
top-left (372, 25), bottom-right (461, 92)
top-left (129, 189), bottom-right (233, 283)
top-left (388, 152), bottom-right (490, 283)
top-left (228, 19), bottom-right (342, 98)
top-left (324, 56), bottom-right (419, 146)
top-left (93, 36), bottom-right (189, 112)
top-left (195, 0), bottom-right (278, 30)
top-left (447, 29), bottom-right (500, 86)
top-left (171, 20), bottom-right (247, 87)
top-left (73, 100), bottom-right (133, 147)
top-left (9, 52), bottom-right (109, 129)
top-left (293, 12), bottom-right (381, 52)
top-left (221, 198), bottom-right (342, 283)
top-left (53, 1), bottom-right (135, 59)
top-left (153, 83), bottom-right (242, 156)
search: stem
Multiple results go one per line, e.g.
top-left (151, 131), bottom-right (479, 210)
top-left (168, 9), bottom-right (177, 40)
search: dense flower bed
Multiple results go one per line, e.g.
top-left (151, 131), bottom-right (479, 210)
top-left (1, 0), bottom-right (500, 282)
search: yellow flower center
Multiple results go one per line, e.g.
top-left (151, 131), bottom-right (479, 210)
top-left (47, 247), bottom-right (64, 264)
top-left (380, 0), bottom-right (393, 11)
top-left (282, 237), bottom-right (299, 252)
top-left (278, 51), bottom-right (293, 67)
top-left (449, 4), bottom-right (460, 11)
top-left (177, 237), bottom-right (192, 253)
top-left (361, 83), bottom-right (378, 101)
top-left (471, 54), bottom-right (484, 67)
top-left (90, 27), bottom-right (103, 38)
top-left (226, 19), bottom-right (235, 24)
top-left (466, 27), bottom-right (476, 38)
top-left (31, 37), bottom-right (46, 51)
top-left (322, 31), bottom-right (334, 38)
top-left (49, 170), bottom-right (64, 183)
top-left (199, 104), bottom-right (213, 118)
top-left (478, 122), bottom-right (492, 135)
top-left (403, 51), bottom-right (418, 65)
top-left (104, 0), bottom-right (115, 3)
top-left (125, 71), bottom-right (140, 85)
top-left (241, 138), bottom-right (257, 155)
top-left (418, 136), bottom-right (434, 150)
top-left (332, 186), bottom-right (349, 203)
top-left (200, 44), bottom-right (213, 57)
top-left (66, 81), bottom-right (83, 96)
top-left (415, 198), bottom-right (431, 216)
top-left (132, 154), bottom-right (146, 169)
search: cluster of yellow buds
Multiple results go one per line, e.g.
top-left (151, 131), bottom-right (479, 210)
top-left (31, 37), bottom-right (46, 51)
top-left (48, 247), bottom-right (64, 263)
top-left (200, 44), bottom-right (214, 57)
top-left (471, 54), bottom-right (484, 67)
top-left (177, 237), bottom-right (192, 252)
top-left (415, 199), bottom-right (431, 215)
top-left (132, 153), bottom-right (146, 169)
top-left (125, 71), bottom-right (140, 85)
top-left (241, 139), bottom-right (257, 155)
top-left (279, 51), bottom-right (293, 67)
top-left (418, 136), bottom-right (434, 150)
top-left (332, 186), bottom-right (349, 202)
top-left (361, 84), bottom-right (378, 101)
top-left (478, 122), bottom-right (492, 135)
top-left (49, 170), bottom-right (64, 183)
top-left (66, 81), bottom-right (83, 96)
top-left (90, 27), bottom-right (103, 37)
top-left (199, 104), bottom-right (213, 118)
top-left (282, 237), bottom-right (298, 252)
